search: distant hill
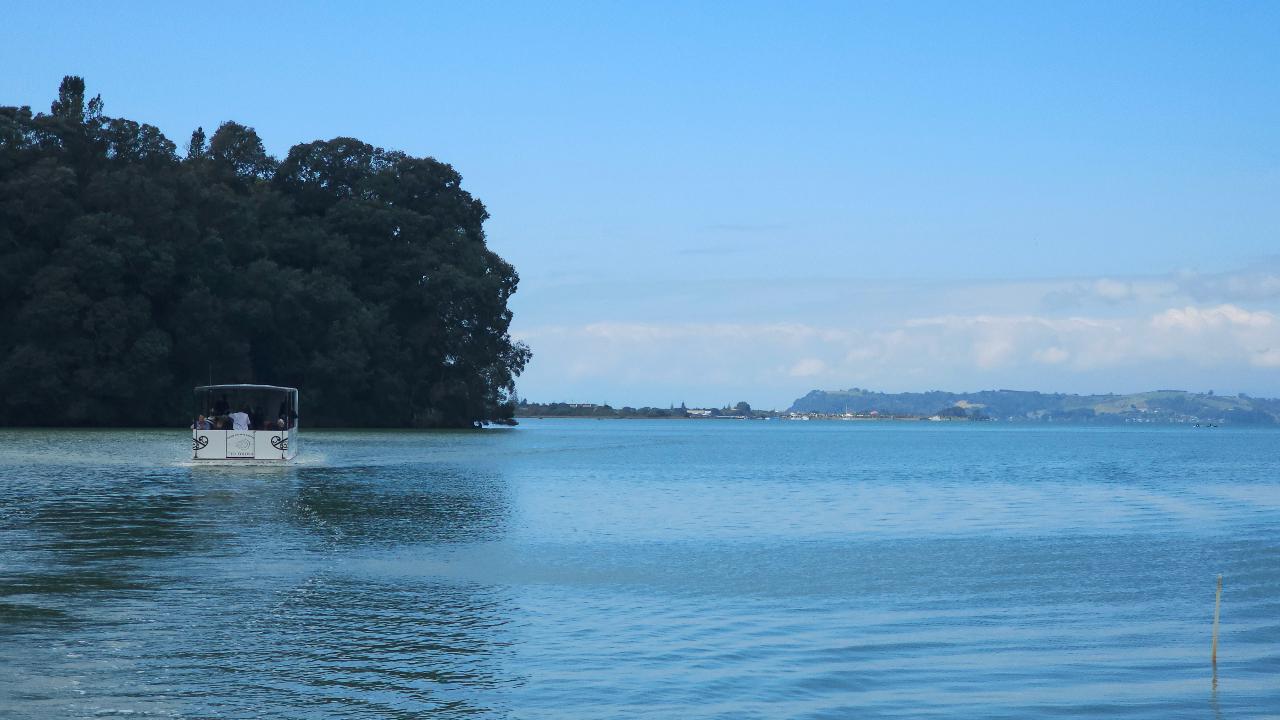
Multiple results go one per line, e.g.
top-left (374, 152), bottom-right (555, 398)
top-left (788, 388), bottom-right (1280, 424)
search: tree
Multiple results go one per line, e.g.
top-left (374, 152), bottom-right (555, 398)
top-left (50, 76), bottom-right (97, 121)
top-left (208, 121), bottom-right (276, 182)
top-left (0, 76), bottom-right (529, 428)
top-left (187, 126), bottom-right (207, 160)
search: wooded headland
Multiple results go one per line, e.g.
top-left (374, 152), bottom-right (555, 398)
top-left (0, 77), bottom-right (529, 427)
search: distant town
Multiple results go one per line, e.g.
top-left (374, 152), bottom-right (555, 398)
top-left (515, 401), bottom-right (989, 422)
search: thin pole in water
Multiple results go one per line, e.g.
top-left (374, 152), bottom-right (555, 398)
top-left (1212, 574), bottom-right (1223, 666)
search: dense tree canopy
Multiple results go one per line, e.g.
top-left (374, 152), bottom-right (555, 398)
top-left (0, 77), bottom-right (529, 427)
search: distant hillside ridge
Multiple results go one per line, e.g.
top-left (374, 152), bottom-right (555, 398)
top-left (787, 388), bottom-right (1280, 424)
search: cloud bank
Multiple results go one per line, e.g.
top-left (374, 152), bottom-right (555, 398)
top-left (515, 302), bottom-right (1280, 407)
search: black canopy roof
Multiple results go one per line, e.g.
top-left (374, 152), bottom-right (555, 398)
top-left (195, 384), bottom-right (297, 393)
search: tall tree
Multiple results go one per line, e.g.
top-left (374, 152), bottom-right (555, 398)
top-left (0, 76), bottom-right (529, 427)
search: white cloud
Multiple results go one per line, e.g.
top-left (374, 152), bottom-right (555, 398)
top-left (1038, 266), bottom-right (1280, 312)
top-left (788, 358), bottom-right (827, 377)
top-left (1149, 304), bottom-right (1273, 331)
top-left (1251, 348), bottom-right (1280, 368)
top-left (1040, 277), bottom-right (1177, 309)
top-left (514, 303), bottom-right (1280, 407)
top-left (1177, 267), bottom-right (1280, 303)
top-left (1033, 346), bottom-right (1070, 364)
top-left (1092, 278), bottom-right (1134, 301)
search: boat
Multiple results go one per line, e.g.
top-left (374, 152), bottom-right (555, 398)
top-left (191, 384), bottom-right (299, 462)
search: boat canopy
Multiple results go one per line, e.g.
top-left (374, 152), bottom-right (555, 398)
top-left (195, 384), bottom-right (298, 430)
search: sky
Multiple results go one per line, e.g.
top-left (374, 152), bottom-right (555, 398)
top-left (3, 1), bottom-right (1278, 408)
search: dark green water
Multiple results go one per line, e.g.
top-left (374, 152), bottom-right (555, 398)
top-left (1, 420), bottom-right (1277, 718)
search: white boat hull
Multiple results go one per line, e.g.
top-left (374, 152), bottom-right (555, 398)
top-left (192, 429), bottom-right (297, 462)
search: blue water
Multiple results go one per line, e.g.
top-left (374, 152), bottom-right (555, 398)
top-left (1, 420), bottom-right (1277, 718)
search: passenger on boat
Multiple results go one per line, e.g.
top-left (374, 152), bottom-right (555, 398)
top-left (192, 415), bottom-right (211, 430)
top-left (229, 407), bottom-right (251, 431)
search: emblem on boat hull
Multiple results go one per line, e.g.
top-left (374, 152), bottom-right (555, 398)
top-left (193, 435), bottom-right (209, 451)
top-left (270, 435), bottom-right (288, 451)
top-left (227, 433), bottom-right (254, 458)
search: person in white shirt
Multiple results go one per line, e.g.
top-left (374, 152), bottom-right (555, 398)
top-left (230, 408), bottom-right (251, 431)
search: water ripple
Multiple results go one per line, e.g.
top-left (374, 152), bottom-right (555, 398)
top-left (0, 423), bottom-right (1277, 718)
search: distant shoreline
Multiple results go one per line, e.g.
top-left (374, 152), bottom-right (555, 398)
top-left (519, 388), bottom-right (1280, 425)
top-left (514, 411), bottom-right (966, 422)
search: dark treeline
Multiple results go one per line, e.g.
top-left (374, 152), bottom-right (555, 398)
top-left (515, 400), bottom-right (774, 419)
top-left (0, 77), bottom-right (529, 427)
top-left (515, 401), bottom-right (683, 419)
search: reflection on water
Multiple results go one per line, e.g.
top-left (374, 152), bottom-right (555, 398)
top-left (0, 422), bottom-right (1278, 718)
top-left (287, 465), bottom-right (510, 546)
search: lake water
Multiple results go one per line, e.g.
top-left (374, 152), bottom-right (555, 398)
top-left (1, 420), bottom-right (1277, 718)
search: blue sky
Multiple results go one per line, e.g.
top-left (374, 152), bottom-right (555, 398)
top-left (4, 2), bottom-right (1278, 408)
